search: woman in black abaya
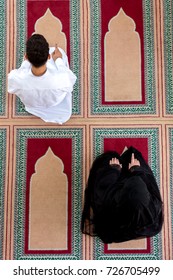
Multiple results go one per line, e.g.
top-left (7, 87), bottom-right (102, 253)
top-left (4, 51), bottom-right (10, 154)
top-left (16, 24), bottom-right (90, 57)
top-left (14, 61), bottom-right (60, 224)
top-left (81, 147), bottom-right (163, 243)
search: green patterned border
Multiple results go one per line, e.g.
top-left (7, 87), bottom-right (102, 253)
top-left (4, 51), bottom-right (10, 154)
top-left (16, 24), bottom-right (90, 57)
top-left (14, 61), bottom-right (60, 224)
top-left (92, 127), bottom-right (162, 259)
top-left (70, 0), bottom-right (81, 115)
top-left (14, 128), bottom-right (83, 260)
top-left (163, 0), bottom-right (173, 114)
top-left (169, 128), bottom-right (173, 250)
top-left (0, 0), bottom-right (7, 116)
top-left (90, 0), bottom-right (156, 115)
top-left (16, 0), bottom-right (81, 116)
top-left (0, 129), bottom-right (6, 259)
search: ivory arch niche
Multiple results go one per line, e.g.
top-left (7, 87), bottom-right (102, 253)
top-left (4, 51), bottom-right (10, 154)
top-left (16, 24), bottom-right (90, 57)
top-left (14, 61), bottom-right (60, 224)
top-left (104, 8), bottom-right (142, 101)
top-left (29, 147), bottom-right (68, 250)
top-left (33, 8), bottom-right (67, 51)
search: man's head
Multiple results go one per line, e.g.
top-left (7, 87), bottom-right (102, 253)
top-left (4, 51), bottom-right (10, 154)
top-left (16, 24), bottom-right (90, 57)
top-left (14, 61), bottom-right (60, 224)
top-left (26, 34), bottom-right (49, 68)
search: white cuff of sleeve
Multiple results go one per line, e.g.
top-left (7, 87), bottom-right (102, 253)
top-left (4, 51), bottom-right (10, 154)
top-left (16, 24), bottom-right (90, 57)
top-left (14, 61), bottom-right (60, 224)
top-left (55, 58), bottom-right (65, 67)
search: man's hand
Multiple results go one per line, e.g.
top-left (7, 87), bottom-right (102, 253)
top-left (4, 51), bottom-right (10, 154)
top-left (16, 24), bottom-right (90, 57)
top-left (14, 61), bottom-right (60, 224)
top-left (24, 54), bottom-right (27, 60)
top-left (128, 153), bottom-right (140, 169)
top-left (52, 44), bottom-right (62, 61)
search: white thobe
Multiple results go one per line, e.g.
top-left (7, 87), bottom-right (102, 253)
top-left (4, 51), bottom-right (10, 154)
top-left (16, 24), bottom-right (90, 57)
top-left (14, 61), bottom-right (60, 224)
top-left (8, 48), bottom-right (77, 124)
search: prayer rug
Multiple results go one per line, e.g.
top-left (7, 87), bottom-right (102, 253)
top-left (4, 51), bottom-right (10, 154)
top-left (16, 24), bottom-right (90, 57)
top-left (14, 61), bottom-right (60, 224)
top-left (89, 0), bottom-right (157, 116)
top-left (91, 126), bottom-right (163, 260)
top-left (15, 0), bottom-right (81, 117)
top-left (12, 127), bottom-right (83, 260)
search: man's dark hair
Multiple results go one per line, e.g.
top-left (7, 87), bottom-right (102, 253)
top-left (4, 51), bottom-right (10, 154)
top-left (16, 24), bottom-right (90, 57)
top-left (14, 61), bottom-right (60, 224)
top-left (26, 34), bottom-right (49, 67)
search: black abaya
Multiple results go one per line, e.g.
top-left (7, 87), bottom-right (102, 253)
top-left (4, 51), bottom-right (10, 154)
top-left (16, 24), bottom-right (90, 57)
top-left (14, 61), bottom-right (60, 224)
top-left (81, 147), bottom-right (163, 243)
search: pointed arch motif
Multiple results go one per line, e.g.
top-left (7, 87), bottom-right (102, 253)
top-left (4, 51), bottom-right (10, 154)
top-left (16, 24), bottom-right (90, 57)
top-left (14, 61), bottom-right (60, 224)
top-left (29, 147), bottom-right (68, 250)
top-left (33, 8), bottom-right (67, 50)
top-left (104, 8), bottom-right (142, 101)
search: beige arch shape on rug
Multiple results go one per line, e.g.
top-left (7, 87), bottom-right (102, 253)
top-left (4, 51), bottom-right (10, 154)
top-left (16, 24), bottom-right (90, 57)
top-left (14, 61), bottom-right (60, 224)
top-left (29, 147), bottom-right (68, 250)
top-left (33, 8), bottom-right (67, 51)
top-left (104, 8), bottom-right (142, 102)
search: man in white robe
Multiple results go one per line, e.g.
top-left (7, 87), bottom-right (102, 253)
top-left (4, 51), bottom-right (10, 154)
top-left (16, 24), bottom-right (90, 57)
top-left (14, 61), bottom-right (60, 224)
top-left (8, 34), bottom-right (77, 124)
